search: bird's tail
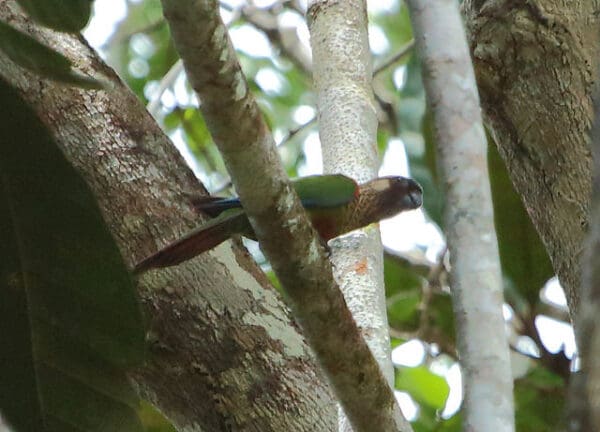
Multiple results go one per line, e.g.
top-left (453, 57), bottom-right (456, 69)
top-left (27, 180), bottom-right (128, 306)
top-left (192, 196), bottom-right (242, 217)
top-left (134, 209), bottom-right (248, 274)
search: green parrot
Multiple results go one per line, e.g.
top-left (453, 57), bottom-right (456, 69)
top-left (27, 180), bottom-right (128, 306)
top-left (134, 174), bottom-right (422, 273)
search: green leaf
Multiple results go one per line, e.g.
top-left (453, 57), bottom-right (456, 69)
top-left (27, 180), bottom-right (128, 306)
top-left (488, 142), bottom-right (553, 310)
top-left (412, 407), bottom-right (461, 432)
top-left (0, 21), bottom-right (103, 89)
top-left (105, 0), bottom-right (176, 99)
top-left (384, 254), bottom-right (428, 295)
top-left (400, 56), bottom-right (444, 227)
top-left (0, 78), bottom-right (144, 431)
top-left (384, 255), bottom-right (424, 328)
top-left (515, 366), bottom-right (565, 432)
top-left (15, 0), bottom-right (92, 33)
top-left (428, 293), bottom-right (456, 345)
top-left (395, 366), bottom-right (449, 409)
top-left (138, 401), bottom-right (177, 432)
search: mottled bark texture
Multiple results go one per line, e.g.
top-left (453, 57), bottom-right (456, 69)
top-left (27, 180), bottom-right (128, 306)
top-left (0, 3), bottom-right (338, 431)
top-left (308, 1), bottom-right (406, 430)
top-left (308, 0), bottom-right (394, 391)
top-left (407, 1), bottom-right (514, 431)
top-left (462, 0), bottom-right (600, 319)
top-left (159, 1), bottom-right (407, 431)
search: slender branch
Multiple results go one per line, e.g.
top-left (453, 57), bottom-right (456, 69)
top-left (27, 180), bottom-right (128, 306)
top-left (277, 116), bottom-right (316, 147)
top-left (202, 116), bottom-right (317, 196)
top-left (416, 248), bottom-right (447, 340)
top-left (406, 1), bottom-right (514, 431)
top-left (373, 39), bottom-right (415, 77)
top-left (100, 19), bottom-right (166, 51)
top-left (146, 59), bottom-right (184, 117)
top-left (240, 3), bottom-right (312, 74)
top-left (159, 1), bottom-right (406, 431)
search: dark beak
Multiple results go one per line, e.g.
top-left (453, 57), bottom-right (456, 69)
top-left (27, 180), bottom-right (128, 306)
top-left (404, 179), bottom-right (423, 209)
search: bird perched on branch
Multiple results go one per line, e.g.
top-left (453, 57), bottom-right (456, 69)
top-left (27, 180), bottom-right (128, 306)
top-left (134, 174), bottom-right (422, 273)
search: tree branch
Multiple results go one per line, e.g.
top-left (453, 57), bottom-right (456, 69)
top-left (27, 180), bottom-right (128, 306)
top-left (373, 40), bottom-right (415, 77)
top-left (406, 0), bottom-right (514, 430)
top-left (0, 2), bottom-right (337, 431)
top-left (159, 0), bottom-right (406, 430)
top-left (463, 0), bottom-right (598, 320)
top-left (240, 3), bottom-right (312, 74)
top-left (146, 59), bottom-right (183, 117)
top-left (307, 1), bottom-right (411, 430)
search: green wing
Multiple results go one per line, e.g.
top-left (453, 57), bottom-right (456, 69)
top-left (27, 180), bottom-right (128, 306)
top-left (293, 174), bottom-right (358, 209)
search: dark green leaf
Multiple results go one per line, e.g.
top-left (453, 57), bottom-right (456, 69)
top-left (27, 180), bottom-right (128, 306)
top-left (384, 254), bottom-right (426, 296)
top-left (515, 366), bottom-right (565, 432)
top-left (0, 78), bottom-right (144, 431)
top-left (384, 255), bottom-right (423, 328)
top-left (427, 293), bottom-right (456, 348)
top-left (16, 0), bottom-right (92, 32)
top-left (0, 21), bottom-right (103, 89)
top-left (139, 401), bottom-right (177, 432)
top-left (400, 56), bottom-right (444, 227)
top-left (488, 142), bottom-right (553, 310)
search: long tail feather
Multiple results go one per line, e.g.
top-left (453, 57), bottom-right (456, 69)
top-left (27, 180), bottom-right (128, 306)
top-left (192, 196), bottom-right (242, 217)
top-left (134, 210), bottom-right (247, 273)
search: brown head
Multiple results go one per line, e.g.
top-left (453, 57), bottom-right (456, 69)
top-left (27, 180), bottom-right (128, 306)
top-left (359, 176), bottom-right (423, 222)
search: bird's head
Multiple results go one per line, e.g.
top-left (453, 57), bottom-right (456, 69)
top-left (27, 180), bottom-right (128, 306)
top-left (363, 176), bottom-right (423, 219)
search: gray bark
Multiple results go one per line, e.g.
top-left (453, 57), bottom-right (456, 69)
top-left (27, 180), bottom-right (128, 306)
top-left (158, 0), bottom-right (407, 430)
top-left (0, 2), bottom-right (337, 431)
top-left (308, 0), bottom-right (394, 395)
top-left (407, 1), bottom-right (514, 430)
top-left (308, 1), bottom-right (408, 430)
top-left (462, 0), bottom-right (600, 321)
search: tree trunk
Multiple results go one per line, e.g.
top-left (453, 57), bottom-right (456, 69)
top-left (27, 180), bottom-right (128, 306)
top-left (308, 1), bottom-right (405, 430)
top-left (408, 1), bottom-right (515, 430)
top-left (462, 0), bottom-right (600, 321)
top-left (0, 3), bottom-right (337, 431)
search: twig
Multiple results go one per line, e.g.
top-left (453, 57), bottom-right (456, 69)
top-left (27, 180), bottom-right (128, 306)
top-left (277, 116), bottom-right (316, 147)
top-left (373, 39), bottom-right (415, 77)
top-left (240, 3), bottom-right (313, 74)
top-left (146, 59), bottom-right (184, 117)
top-left (417, 247), bottom-right (447, 340)
top-left (100, 19), bottom-right (166, 51)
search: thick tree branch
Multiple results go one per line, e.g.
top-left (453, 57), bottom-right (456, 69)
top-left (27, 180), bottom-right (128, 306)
top-left (307, 1), bottom-right (410, 430)
top-left (0, 3), bottom-right (337, 431)
top-left (159, 0), bottom-right (406, 430)
top-left (463, 0), bottom-right (599, 320)
top-left (406, 0), bottom-right (514, 430)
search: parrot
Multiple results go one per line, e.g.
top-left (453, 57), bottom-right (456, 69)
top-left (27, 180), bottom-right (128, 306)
top-left (134, 174), bottom-right (422, 273)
